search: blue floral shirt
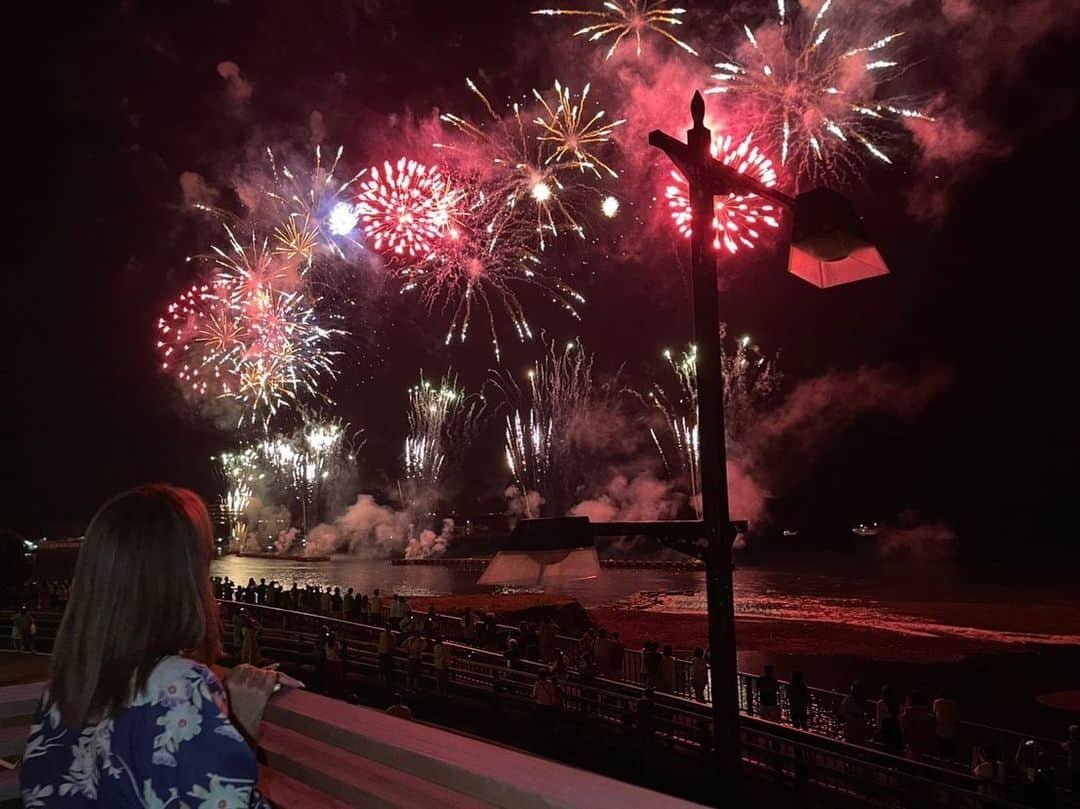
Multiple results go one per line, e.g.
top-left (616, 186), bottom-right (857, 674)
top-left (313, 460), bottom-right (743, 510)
top-left (20, 656), bottom-right (271, 808)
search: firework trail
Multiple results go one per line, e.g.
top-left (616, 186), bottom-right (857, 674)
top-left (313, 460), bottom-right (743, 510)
top-left (533, 1), bottom-right (698, 60)
top-left (647, 345), bottom-right (700, 509)
top-left (355, 157), bottom-right (465, 262)
top-left (645, 330), bottom-right (782, 516)
top-left (422, 77), bottom-right (624, 356)
top-left (259, 415), bottom-right (355, 533)
top-left (265, 145), bottom-right (367, 264)
top-left (664, 131), bottom-right (780, 255)
top-left (404, 370), bottom-right (486, 489)
top-left (216, 447), bottom-right (263, 548)
top-left (707, 0), bottom-right (932, 186)
top-left (495, 341), bottom-right (606, 515)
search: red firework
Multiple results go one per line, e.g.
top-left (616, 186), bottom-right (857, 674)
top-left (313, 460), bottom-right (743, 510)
top-left (664, 132), bottom-right (780, 255)
top-left (355, 157), bottom-right (462, 262)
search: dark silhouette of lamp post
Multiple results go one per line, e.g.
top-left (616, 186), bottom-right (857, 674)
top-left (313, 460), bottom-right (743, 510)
top-left (488, 91), bottom-right (890, 796)
top-left (647, 91), bottom-right (890, 788)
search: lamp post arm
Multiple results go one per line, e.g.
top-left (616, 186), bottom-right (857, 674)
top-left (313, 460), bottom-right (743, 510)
top-left (649, 129), bottom-right (796, 210)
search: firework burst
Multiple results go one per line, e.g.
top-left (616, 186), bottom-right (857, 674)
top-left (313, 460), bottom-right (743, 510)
top-left (533, 81), bottom-right (626, 179)
top-left (214, 230), bottom-right (343, 423)
top-left (265, 145), bottom-right (367, 263)
top-left (158, 227), bottom-right (344, 426)
top-left (398, 187), bottom-right (585, 361)
top-left (664, 132), bottom-right (780, 255)
top-left (355, 157), bottom-right (465, 262)
top-left (533, 1), bottom-right (698, 60)
top-left (437, 78), bottom-right (612, 251)
top-left (707, 0), bottom-right (932, 185)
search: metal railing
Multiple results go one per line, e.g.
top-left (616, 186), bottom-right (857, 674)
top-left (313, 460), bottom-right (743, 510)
top-left (2, 603), bottom-right (1071, 805)
top-left (217, 600), bottom-right (1034, 808)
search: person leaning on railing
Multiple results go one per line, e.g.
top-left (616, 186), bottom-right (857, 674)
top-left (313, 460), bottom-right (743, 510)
top-left (19, 484), bottom-right (286, 808)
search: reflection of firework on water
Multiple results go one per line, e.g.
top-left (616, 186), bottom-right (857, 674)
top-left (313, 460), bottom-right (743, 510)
top-left (355, 158), bottom-right (465, 262)
top-left (646, 331), bottom-right (782, 516)
top-left (157, 227), bottom-right (344, 426)
top-left (533, 81), bottom-right (625, 179)
top-left (664, 132), bottom-right (780, 255)
top-left (496, 341), bottom-right (603, 515)
top-left (437, 78), bottom-right (611, 251)
top-left (265, 145), bottom-right (367, 263)
top-left (707, 0), bottom-right (932, 185)
top-left (404, 370), bottom-right (486, 487)
top-left (398, 187), bottom-right (585, 361)
top-left (533, 1), bottom-right (698, 60)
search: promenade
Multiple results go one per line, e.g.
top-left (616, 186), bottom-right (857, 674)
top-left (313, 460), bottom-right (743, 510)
top-left (3, 602), bottom-right (1073, 807)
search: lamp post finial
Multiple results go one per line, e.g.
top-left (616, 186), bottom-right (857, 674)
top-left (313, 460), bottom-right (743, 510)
top-left (691, 90), bottom-right (705, 128)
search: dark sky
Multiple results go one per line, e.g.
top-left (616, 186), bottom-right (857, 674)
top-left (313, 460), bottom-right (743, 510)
top-left (5, 1), bottom-right (1078, 549)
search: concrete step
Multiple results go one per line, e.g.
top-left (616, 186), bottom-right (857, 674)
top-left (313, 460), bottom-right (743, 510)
top-left (260, 722), bottom-right (494, 809)
top-left (257, 763), bottom-right (353, 809)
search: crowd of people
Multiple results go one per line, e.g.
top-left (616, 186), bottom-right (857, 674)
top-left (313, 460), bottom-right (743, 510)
top-left (14, 569), bottom-right (1077, 803)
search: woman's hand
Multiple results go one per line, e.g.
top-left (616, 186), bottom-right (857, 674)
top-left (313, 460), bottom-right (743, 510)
top-left (224, 664), bottom-right (279, 743)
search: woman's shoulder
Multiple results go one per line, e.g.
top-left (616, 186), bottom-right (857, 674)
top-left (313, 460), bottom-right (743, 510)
top-left (129, 656), bottom-right (223, 708)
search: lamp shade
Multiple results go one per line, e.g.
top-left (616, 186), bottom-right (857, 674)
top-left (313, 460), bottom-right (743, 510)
top-left (477, 517), bottom-right (600, 587)
top-left (788, 188), bottom-right (889, 288)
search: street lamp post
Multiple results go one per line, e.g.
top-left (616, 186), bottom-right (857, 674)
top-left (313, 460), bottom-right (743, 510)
top-left (648, 91), bottom-right (890, 790)
top-left (497, 90), bottom-right (889, 798)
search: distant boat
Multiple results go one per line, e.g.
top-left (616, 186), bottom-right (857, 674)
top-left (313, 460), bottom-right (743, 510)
top-left (852, 522), bottom-right (879, 537)
top-left (782, 529), bottom-right (799, 537)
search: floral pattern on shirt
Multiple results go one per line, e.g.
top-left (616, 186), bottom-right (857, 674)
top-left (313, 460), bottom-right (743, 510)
top-left (20, 656), bottom-right (270, 808)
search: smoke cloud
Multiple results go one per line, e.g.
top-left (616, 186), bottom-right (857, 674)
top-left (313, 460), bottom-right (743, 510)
top-left (729, 365), bottom-right (951, 521)
top-left (404, 518), bottom-right (455, 559)
top-left (178, 171), bottom-right (218, 208)
top-left (505, 485), bottom-right (544, 521)
top-left (305, 494), bottom-right (410, 557)
top-left (216, 61), bottom-right (254, 111)
top-left (876, 510), bottom-right (957, 559)
top-left (274, 527), bottom-right (299, 555)
top-left (571, 472), bottom-right (684, 523)
top-left (308, 110), bottom-right (326, 145)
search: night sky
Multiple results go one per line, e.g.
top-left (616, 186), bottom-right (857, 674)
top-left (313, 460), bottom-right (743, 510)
top-left (5, 1), bottom-right (1078, 550)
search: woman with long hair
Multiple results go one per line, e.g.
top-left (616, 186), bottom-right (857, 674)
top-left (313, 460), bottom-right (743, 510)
top-left (20, 484), bottom-right (279, 808)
